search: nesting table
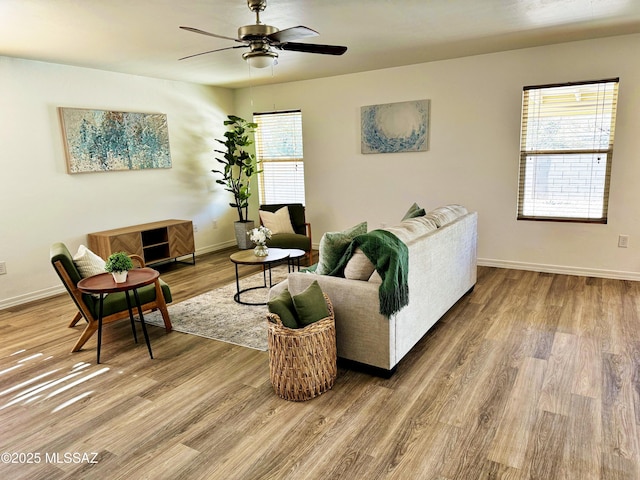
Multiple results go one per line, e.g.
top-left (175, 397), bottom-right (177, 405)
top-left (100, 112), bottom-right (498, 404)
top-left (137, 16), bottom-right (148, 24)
top-left (229, 248), bottom-right (306, 306)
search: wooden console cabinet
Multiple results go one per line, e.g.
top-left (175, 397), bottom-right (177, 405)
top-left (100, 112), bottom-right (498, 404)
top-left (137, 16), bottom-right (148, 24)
top-left (88, 219), bottom-right (195, 265)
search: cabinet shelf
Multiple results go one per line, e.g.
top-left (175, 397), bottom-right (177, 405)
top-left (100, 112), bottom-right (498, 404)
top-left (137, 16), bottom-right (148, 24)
top-left (143, 241), bottom-right (169, 249)
top-left (88, 219), bottom-right (195, 266)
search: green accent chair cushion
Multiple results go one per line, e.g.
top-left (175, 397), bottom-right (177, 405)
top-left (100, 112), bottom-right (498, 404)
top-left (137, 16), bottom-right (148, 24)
top-left (266, 232), bottom-right (311, 251)
top-left (91, 280), bottom-right (172, 318)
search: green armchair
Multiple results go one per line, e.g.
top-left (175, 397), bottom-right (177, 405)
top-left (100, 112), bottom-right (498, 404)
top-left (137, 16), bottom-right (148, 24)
top-left (50, 242), bottom-right (172, 353)
top-left (259, 203), bottom-right (312, 262)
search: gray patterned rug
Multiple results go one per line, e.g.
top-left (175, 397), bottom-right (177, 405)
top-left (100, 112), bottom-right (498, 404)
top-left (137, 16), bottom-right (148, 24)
top-left (144, 266), bottom-right (290, 351)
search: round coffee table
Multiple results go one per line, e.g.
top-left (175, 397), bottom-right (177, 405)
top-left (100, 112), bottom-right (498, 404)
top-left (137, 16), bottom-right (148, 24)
top-left (229, 248), bottom-right (290, 305)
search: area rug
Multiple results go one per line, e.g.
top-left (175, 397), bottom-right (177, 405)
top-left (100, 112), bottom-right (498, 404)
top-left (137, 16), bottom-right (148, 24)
top-left (144, 266), bottom-right (290, 351)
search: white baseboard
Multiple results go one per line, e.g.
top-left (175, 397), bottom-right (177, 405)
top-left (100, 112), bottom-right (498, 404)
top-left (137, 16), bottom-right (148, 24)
top-left (0, 285), bottom-right (67, 311)
top-left (0, 241), bottom-right (240, 311)
top-left (478, 258), bottom-right (640, 281)
top-left (193, 240), bottom-right (236, 256)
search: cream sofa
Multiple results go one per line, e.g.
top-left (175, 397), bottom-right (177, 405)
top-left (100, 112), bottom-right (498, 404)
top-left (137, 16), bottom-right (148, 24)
top-left (269, 205), bottom-right (478, 374)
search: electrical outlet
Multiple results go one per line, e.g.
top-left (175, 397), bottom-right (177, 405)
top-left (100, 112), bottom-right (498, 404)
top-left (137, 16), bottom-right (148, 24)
top-left (212, 220), bottom-right (218, 229)
top-left (618, 234), bottom-right (629, 248)
top-left (0, 261), bottom-right (6, 275)
top-left (193, 224), bottom-right (199, 233)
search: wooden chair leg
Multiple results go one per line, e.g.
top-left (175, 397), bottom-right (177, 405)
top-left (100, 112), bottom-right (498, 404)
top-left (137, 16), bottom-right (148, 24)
top-left (159, 305), bottom-right (172, 333)
top-left (304, 250), bottom-right (313, 266)
top-left (154, 280), bottom-right (172, 333)
top-left (71, 321), bottom-right (98, 353)
top-left (68, 311), bottom-right (83, 328)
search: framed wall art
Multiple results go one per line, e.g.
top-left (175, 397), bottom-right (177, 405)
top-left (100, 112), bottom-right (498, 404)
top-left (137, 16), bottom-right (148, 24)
top-left (59, 107), bottom-right (172, 174)
top-left (361, 99), bottom-right (430, 154)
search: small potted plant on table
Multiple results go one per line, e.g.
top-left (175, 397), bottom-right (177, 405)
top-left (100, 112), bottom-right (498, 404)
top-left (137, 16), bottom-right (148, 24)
top-left (104, 252), bottom-right (134, 283)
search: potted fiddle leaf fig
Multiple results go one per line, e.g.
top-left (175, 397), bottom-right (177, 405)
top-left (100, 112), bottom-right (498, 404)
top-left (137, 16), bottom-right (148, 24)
top-left (212, 115), bottom-right (260, 249)
top-left (104, 251), bottom-right (134, 283)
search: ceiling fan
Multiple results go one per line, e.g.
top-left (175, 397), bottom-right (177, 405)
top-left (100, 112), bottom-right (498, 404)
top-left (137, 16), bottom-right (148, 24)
top-left (179, 0), bottom-right (347, 68)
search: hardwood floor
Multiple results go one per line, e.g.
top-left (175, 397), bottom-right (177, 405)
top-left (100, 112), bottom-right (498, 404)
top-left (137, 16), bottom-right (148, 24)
top-left (1, 250), bottom-right (639, 479)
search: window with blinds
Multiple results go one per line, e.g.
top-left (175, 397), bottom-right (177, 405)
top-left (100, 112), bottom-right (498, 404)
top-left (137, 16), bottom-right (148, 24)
top-left (517, 78), bottom-right (619, 223)
top-left (253, 110), bottom-right (305, 205)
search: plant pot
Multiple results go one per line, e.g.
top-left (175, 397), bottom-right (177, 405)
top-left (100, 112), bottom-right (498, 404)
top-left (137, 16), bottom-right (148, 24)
top-left (112, 271), bottom-right (128, 283)
top-left (234, 220), bottom-right (255, 250)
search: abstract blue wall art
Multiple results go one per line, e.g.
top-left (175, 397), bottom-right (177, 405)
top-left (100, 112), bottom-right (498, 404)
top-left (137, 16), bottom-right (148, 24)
top-left (361, 100), bottom-right (430, 154)
top-left (59, 107), bottom-right (172, 173)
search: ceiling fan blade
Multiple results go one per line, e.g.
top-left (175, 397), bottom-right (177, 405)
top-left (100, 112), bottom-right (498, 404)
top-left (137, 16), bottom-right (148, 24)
top-left (179, 45), bottom-right (248, 61)
top-left (279, 42), bottom-right (347, 55)
top-left (179, 26), bottom-right (244, 44)
top-left (268, 26), bottom-right (318, 43)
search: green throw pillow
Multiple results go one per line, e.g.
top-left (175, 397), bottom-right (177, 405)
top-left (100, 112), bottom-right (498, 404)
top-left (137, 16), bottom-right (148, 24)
top-left (316, 221), bottom-right (367, 275)
top-left (267, 289), bottom-right (299, 328)
top-left (292, 280), bottom-right (330, 327)
top-left (402, 202), bottom-right (426, 221)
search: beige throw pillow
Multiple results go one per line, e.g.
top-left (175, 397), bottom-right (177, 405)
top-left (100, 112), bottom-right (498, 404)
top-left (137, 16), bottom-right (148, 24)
top-left (73, 245), bottom-right (107, 298)
top-left (259, 207), bottom-right (295, 234)
top-left (73, 245), bottom-right (106, 278)
top-left (344, 248), bottom-right (376, 280)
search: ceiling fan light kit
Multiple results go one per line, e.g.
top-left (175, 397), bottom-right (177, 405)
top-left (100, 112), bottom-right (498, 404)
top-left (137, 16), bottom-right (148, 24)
top-left (179, 0), bottom-right (347, 66)
top-left (243, 49), bottom-right (278, 68)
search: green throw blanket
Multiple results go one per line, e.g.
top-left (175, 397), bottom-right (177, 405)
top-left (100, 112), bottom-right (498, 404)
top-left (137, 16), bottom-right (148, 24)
top-left (329, 230), bottom-right (409, 317)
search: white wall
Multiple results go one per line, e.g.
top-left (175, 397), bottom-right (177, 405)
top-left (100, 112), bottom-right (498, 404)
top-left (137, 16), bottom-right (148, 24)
top-left (236, 33), bottom-right (640, 280)
top-left (0, 57), bottom-right (236, 308)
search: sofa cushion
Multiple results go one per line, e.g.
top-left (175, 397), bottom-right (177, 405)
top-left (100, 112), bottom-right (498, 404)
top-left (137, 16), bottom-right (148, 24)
top-left (402, 202), bottom-right (426, 220)
top-left (424, 204), bottom-right (468, 227)
top-left (398, 216), bottom-right (438, 237)
top-left (316, 221), bottom-right (367, 275)
top-left (292, 280), bottom-right (330, 326)
top-left (384, 220), bottom-right (434, 243)
top-left (410, 216), bottom-right (439, 231)
top-left (268, 288), bottom-right (300, 329)
top-left (259, 206), bottom-right (295, 234)
top-left (344, 248), bottom-right (376, 280)
top-left (266, 232), bottom-right (311, 252)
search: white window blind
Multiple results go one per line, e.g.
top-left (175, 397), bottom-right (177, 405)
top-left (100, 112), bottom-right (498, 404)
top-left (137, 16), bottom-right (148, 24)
top-left (254, 110), bottom-right (305, 205)
top-left (517, 78), bottom-right (619, 223)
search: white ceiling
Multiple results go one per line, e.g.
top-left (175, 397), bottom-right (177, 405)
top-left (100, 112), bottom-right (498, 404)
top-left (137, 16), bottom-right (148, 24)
top-left (2, 0), bottom-right (640, 89)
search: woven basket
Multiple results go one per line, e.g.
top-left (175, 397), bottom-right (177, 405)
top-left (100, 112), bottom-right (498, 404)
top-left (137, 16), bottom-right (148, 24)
top-left (267, 294), bottom-right (337, 401)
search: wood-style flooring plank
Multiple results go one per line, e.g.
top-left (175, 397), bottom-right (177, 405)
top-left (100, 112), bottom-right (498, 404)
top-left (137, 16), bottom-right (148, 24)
top-left (487, 355), bottom-right (547, 469)
top-left (537, 332), bottom-right (579, 416)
